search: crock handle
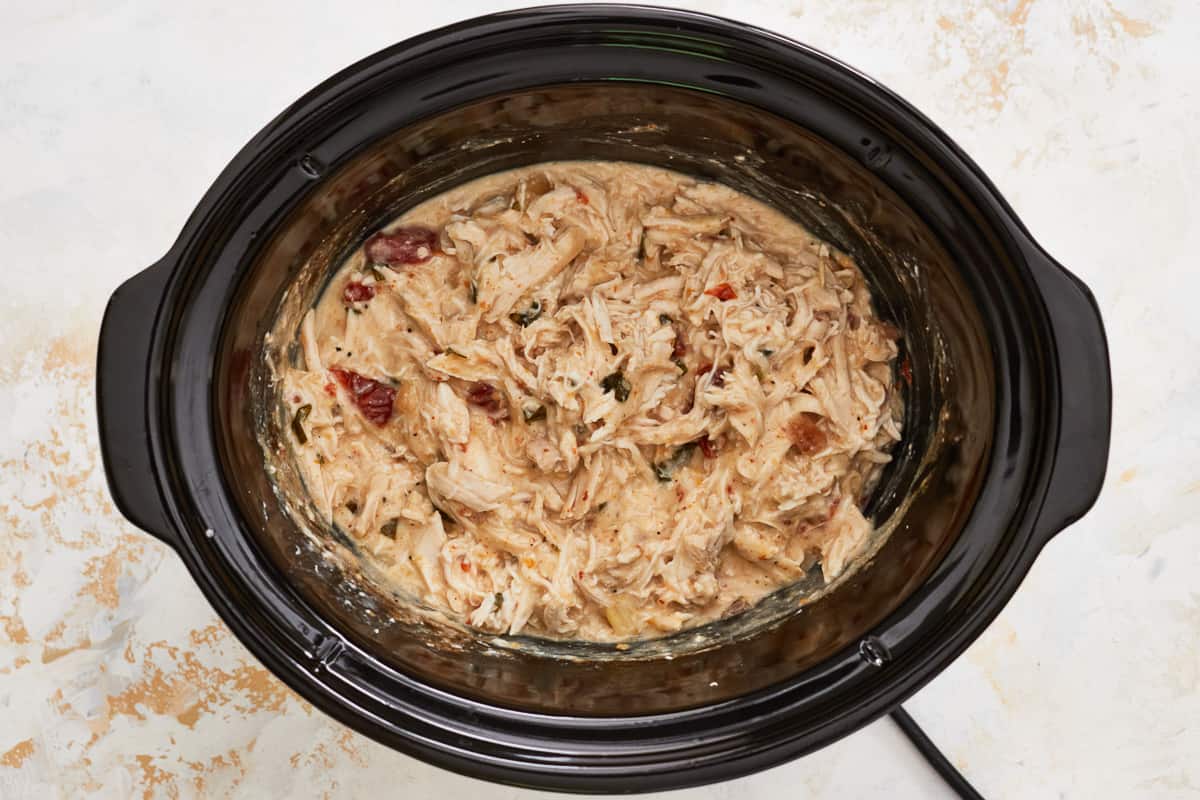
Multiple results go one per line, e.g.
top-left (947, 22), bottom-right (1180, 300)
top-left (1026, 247), bottom-right (1112, 545)
top-left (96, 257), bottom-right (179, 550)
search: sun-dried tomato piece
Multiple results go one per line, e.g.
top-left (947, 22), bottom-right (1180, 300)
top-left (466, 382), bottom-right (508, 418)
top-left (466, 382), bottom-right (497, 407)
top-left (574, 188), bottom-right (589, 205)
top-left (704, 282), bottom-right (737, 301)
top-left (697, 435), bottom-right (717, 459)
top-left (364, 226), bottom-right (438, 266)
top-left (697, 362), bottom-right (726, 387)
top-left (672, 329), bottom-right (688, 359)
top-left (786, 412), bottom-right (827, 456)
top-left (329, 368), bottom-right (396, 426)
top-left (342, 281), bottom-right (375, 304)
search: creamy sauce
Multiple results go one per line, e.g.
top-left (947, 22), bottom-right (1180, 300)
top-left (279, 161), bottom-right (902, 641)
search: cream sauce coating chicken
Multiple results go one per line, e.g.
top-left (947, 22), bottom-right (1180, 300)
top-left (280, 161), bottom-right (903, 641)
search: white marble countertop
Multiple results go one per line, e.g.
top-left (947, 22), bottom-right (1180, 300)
top-left (1, 1), bottom-right (1196, 797)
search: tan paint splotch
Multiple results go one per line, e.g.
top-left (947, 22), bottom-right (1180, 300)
top-left (79, 536), bottom-right (144, 609)
top-left (106, 639), bottom-right (297, 731)
top-left (37, 616), bottom-right (115, 669)
top-left (131, 753), bottom-right (176, 800)
top-left (0, 738), bottom-right (35, 769)
top-left (1072, 1), bottom-right (1159, 75)
top-left (335, 728), bottom-right (369, 769)
top-left (1108, 2), bottom-right (1156, 37)
top-left (929, 0), bottom-right (1163, 119)
top-left (185, 747), bottom-right (250, 797)
top-left (2, 615), bottom-right (31, 645)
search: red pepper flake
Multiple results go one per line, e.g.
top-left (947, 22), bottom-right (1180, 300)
top-left (329, 368), bottom-right (396, 426)
top-left (460, 559), bottom-right (471, 572)
top-left (467, 382), bottom-right (510, 420)
top-left (323, 382), bottom-right (337, 397)
top-left (291, 394), bottom-right (301, 404)
top-left (364, 226), bottom-right (438, 266)
top-left (697, 435), bottom-right (717, 459)
top-left (786, 412), bottom-right (827, 456)
top-left (899, 356), bottom-right (913, 385)
top-left (578, 570), bottom-right (585, 579)
top-left (574, 188), bottom-right (589, 205)
top-left (582, 491), bottom-right (589, 501)
top-left (704, 282), bottom-right (737, 301)
top-left (342, 281), bottom-right (375, 304)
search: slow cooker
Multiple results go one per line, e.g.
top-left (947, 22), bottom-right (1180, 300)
top-left (96, 5), bottom-right (1111, 793)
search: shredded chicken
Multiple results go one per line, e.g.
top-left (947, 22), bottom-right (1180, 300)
top-left (280, 161), bottom-right (903, 641)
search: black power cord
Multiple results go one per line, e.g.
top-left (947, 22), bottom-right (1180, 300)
top-left (890, 706), bottom-right (986, 800)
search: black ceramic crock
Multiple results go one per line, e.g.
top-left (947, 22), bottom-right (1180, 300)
top-left (96, 5), bottom-right (1111, 793)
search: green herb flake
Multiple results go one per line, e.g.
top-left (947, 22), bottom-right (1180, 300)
top-left (494, 592), bottom-right (504, 609)
top-left (509, 299), bottom-right (543, 327)
top-left (380, 519), bottom-right (398, 539)
top-left (759, 348), bottom-right (774, 357)
top-left (468, 281), bottom-right (478, 304)
top-left (671, 357), bottom-right (688, 375)
top-left (523, 405), bottom-right (547, 423)
top-left (291, 404), bottom-right (312, 444)
top-left (658, 314), bottom-right (673, 325)
top-left (653, 442), bottom-right (697, 482)
top-left (600, 371), bottom-right (631, 402)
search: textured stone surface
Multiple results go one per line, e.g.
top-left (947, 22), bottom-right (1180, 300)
top-left (1, 1), bottom-right (1195, 797)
